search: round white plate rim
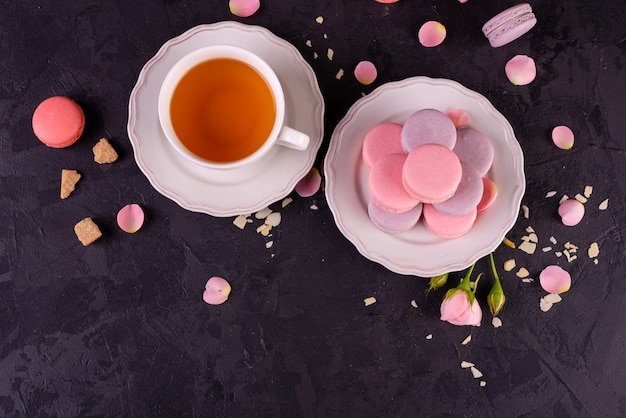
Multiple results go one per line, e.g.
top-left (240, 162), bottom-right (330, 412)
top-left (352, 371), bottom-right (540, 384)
top-left (324, 76), bottom-right (526, 277)
top-left (127, 22), bottom-right (324, 217)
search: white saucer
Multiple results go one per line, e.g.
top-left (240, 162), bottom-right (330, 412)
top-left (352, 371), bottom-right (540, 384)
top-left (324, 77), bottom-right (526, 277)
top-left (128, 22), bottom-right (324, 217)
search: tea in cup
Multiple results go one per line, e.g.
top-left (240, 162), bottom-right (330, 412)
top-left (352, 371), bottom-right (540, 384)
top-left (158, 45), bottom-right (309, 170)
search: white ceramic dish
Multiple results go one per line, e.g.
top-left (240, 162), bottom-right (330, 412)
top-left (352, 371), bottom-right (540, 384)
top-left (324, 76), bottom-right (525, 277)
top-left (128, 22), bottom-right (324, 217)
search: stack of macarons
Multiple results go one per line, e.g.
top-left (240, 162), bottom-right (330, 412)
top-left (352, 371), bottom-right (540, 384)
top-left (362, 108), bottom-right (498, 239)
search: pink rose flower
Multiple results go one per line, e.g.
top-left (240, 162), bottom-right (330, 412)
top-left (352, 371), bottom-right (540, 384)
top-left (440, 288), bottom-right (482, 326)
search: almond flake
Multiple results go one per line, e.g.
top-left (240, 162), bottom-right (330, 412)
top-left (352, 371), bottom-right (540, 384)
top-left (540, 298), bottom-right (553, 312)
top-left (503, 259), bottom-right (516, 271)
top-left (305, 40), bottom-right (312, 47)
top-left (313, 52), bottom-right (318, 59)
top-left (555, 251), bottom-right (563, 257)
top-left (575, 193), bottom-right (587, 204)
top-left (542, 247), bottom-right (552, 252)
top-left (545, 191), bottom-right (557, 198)
top-left (470, 366), bottom-right (483, 379)
top-left (522, 205), bottom-right (530, 219)
top-left (281, 197), bottom-right (293, 208)
top-left (335, 68), bottom-right (344, 80)
top-left (410, 300), bottom-right (418, 308)
top-left (256, 224), bottom-right (272, 236)
top-left (461, 361), bottom-right (474, 369)
top-left (315, 16), bottom-right (324, 24)
top-left (518, 240), bottom-right (537, 255)
top-left (594, 259), bottom-right (599, 265)
top-left (516, 267), bottom-right (530, 278)
top-left (559, 194), bottom-right (569, 204)
top-left (544, 293), bottom-right (562, 304)
top-left (480, 381), bottom-right (487, 387)
top-left (327, 48), bottom-right (334, 61)
top-left (522, 278), bottom-right (534, 283)
top-left (255, 207), bottom-right (272, 219)
top-left (528, 233), bottom-right (538, 243)
top-left (550, 236), bottom-right (557, 244)
top-left (363, 296), bottom-right (376, 306)
top-left (584, 185), bottom-right (593, 198)
top-left (588, 242), bottom-right (599, 258)
top-left (525, 226), bottom-right (535, 233)
top-left (492, 317), bottom-right (503, 328)
top-left (426, 334), bottom-right (433, 340)
top-left (233, 215), bottom-right (248, 229)
top-left (265, 241), bottom-right (274, 249)
top-left (598, 198), bottom-right (609, 210)
top-left (265, 212), bottom-right (281, 227)
top-left (310, 204), bottom-right (319, 210)
top-left (461, 335), bottom-right (472, 345)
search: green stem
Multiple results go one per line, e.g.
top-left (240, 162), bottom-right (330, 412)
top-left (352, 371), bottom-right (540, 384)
top-left (458, 263), bottom-right (475, 293)
top-left (489, 252), bottom-right (503, 293)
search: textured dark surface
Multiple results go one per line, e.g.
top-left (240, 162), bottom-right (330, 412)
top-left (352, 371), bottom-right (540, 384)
top-left (2, 1), bottom-right (626, 417)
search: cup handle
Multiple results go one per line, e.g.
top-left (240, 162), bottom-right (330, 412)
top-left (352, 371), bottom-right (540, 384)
top-left (276, 126), bottom-right (309, 151)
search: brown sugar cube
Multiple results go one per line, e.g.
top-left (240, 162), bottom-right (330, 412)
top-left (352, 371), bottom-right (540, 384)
top-left (60, 169), bottom-right (81, 199)
top-left (93, 138), bottom-right (118, 164)
top-left (74, 217), bottom-right (102, 246)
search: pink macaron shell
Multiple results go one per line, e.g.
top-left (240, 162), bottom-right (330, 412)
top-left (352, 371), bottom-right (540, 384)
top-left (423, 204), bottom-right (477, 239)
top-left (400, 109), bottom-right (457, 153)
top-left (402, 144), bottom-right (462, 204)
top-left (452, 127), bottom-right (495, 176)
top-left (477, 177), bottom-right (498, 212)
top-left (362, 122), bottom-right (405, 169)
top-left (368, 153), bottom-right (419, 213)
top-left (32, 96), bottom-right (85, 148)
top-left (433, 164), bottom-right (483, 217)
top-left (368, 200), bottom-right (423, 234)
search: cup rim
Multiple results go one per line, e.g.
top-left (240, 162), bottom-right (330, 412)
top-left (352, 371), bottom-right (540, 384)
top-left (157, 44), bottom-right (285, 170)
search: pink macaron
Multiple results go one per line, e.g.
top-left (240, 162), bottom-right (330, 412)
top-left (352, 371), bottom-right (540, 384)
top-left (368, 153), bottom-right (420, 213)
top-left (402, 144), bottom-right (462, 204)
top-left (482, 3), bottom-right (537, 48)
top-left (422, 204), bottom-right (477, 239)
top-left (368, 200), bottom-right (423, 234)
top-left (362, 122), bottom-right (405, 169)
top-left (400, 109), bottom-right (457, 153)
top-left (433, 164), bottom-right (484, 216)
top-left (452, 127), bottom-right (495, 176)
top-left (32, 96), bottom-right (85, 148)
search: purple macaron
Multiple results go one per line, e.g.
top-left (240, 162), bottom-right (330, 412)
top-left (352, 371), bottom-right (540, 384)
top-left (452, 127), bottom-right (494, 176)
top-left (433, 164), bottom-right (484, 217)
top-left (400, 109), bottom-right (457, 153)
top-left (482, 3), bottom-right (537, 48)
top-left (368, 200), bottom-right (423, 234)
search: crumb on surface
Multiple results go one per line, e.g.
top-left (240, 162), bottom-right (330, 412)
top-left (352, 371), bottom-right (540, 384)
top-left (74, 217), bottom-right (102, 246)
top-left (93, 138), bottom-right (118, 164)
top-left (60, 169), bottom-right (81, 199)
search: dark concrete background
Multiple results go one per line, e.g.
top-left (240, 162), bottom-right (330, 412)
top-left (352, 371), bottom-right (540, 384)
top-left (1, 0), bottom-right (625, 416)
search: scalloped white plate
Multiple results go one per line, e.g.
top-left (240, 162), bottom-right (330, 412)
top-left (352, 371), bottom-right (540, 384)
top-left (324, 77), bottom-right (525, 277)
top-left (128, 22), bottom-right (324, 217)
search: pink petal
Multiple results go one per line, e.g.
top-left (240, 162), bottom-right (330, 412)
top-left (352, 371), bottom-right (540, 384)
top-left (375, 0), bottom-right (399, 3)
top-left (354, 61), bottom-right (378, 85)
top-left (445, 108), bottom-right (471, 128)
top-left (552, 125), bottom-right (574, 150)
top-left (117, 204), bottom-right (145, 233)
top-left (458, 0), bottom-right (468, 3)
top-left (558, 199), bottom-right (584, 226)
top-left (539, 265), bottom-right (571, 294)
top-left (295, 167), bottom-right (321, 197)
top-left (418, 21), bottom-right (446, 47)
top-left (440, 289), bottom-right (470, 322)
top-left (505, 55), bottom-right (536, 85)
top-left (477, 178), bottom-right (497, 212)
top-left (229, 0), bottom-right (260, 17)
top-left (203, 276), bottom-right (232, 305)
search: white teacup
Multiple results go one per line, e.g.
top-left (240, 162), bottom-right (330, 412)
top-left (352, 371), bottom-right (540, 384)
top-left (158, 45), bottom-right (309, 170)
